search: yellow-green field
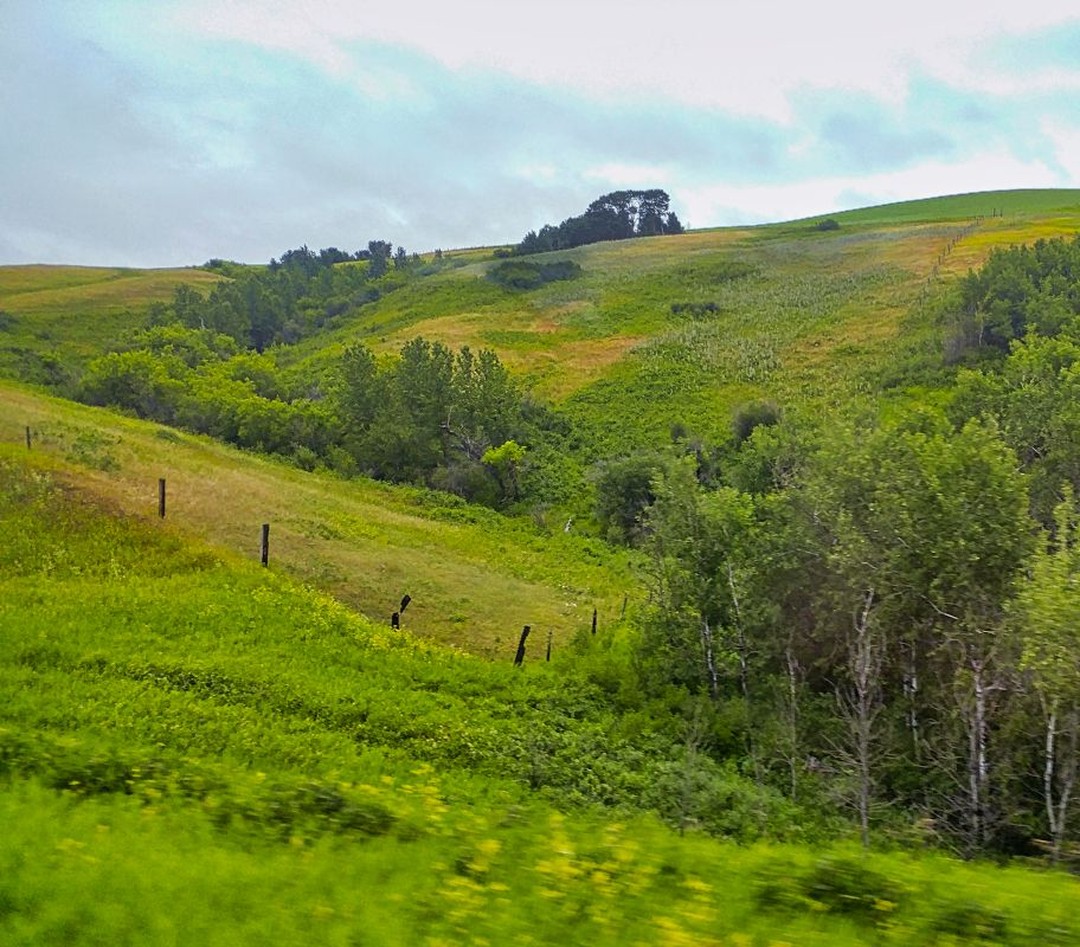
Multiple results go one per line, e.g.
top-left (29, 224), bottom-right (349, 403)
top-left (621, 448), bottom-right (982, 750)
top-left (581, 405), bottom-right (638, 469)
top-left (0, 381), bottom-right (634, 658)
top-left (0, 264), bottom-right (222, 311)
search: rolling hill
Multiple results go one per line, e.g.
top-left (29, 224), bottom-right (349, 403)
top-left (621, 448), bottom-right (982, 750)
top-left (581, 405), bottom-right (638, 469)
top-left (5, 189), bottom-right (1080, 942)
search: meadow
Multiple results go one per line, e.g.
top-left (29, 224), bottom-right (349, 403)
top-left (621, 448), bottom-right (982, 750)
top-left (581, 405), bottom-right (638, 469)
top-left (0, 382), bottom-right (633, 657)
top-left (277, 189), bottom-right (1080, 455)
top-left (4, 451), bottom-right (1080, 945)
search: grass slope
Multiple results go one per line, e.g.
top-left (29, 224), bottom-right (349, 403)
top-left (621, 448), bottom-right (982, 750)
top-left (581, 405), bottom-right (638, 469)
top-left (0, 264), bottom-right (223, 384)
top-left (3, 452), bottom-right (1080, 945)
top-left (279, 189), bottom-right (1080, 453)
top-left (0, 381), bottom-right (633, 657)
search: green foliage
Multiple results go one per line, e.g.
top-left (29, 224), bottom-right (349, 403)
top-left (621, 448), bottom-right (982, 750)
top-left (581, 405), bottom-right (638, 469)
top-left (1015, 487), bottom-right (1080, 701)
top-left (79, 349), bottom-right (188, 423)
top-left (950, 234), bottom-right (1080, 356)
top-left (481, 439), bottom-right (526, 503)
top-left (592, 450), bottom-right (668, 545)
top-left (731, 399), bottom-right (780, 445)
top-left (951, 331), bottom-right (1080, 523)
top-left (332, 338), bottom-right (533, 502)
top-left (670, 300), bottom-right (720, 317)
top-left (517, 189), bottom-right (682, 254)
top-left (487, 258), bottom-right (582, 290)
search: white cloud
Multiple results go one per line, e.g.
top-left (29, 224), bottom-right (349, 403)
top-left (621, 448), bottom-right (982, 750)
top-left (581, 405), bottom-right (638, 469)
top-left (7, 1), bottom-right (1080, 265)
top-left (583, 163), bottom-right (674, 188)
top-left (169, 0), bottom-right (1080, 121)
top-left (1039, 119), bottom-right (1080, 181)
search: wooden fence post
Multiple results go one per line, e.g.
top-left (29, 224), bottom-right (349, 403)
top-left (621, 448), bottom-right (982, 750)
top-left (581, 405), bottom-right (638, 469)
top-left (158, 478), bottom-right (166, 519)
top-left (546, 630), bottom-right (552, 662)
top-left (591, 607), bottom-right (598, 635)
top-left (260, 523), bottom-right (270, 567)
top-left (25, 425), bottom-right (31, 450)
top-left (514, 625), bottom-right (531, 666)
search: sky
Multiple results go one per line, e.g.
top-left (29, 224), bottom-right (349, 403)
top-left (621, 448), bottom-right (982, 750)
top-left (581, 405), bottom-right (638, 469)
top-left (4, 0), bottom-right (1080, 267)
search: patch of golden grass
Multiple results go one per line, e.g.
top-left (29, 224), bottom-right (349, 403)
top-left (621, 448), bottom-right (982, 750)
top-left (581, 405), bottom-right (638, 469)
top-left (519, 335), bottom-right (646, 401)
top-left (0, 265), bottom-right (131, 296)
top-left (371, 311), bottom-right (494, 354)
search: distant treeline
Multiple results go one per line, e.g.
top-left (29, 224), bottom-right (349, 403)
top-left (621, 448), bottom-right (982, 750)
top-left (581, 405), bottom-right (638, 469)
top-left (515, 189), bottom-right (683, 255)
top-left (171, 240), bottom-right (425, 352)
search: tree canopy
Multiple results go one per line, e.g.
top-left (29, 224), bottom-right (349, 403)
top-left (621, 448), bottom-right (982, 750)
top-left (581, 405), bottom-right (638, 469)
top-left (516, 189), bottom-right (683, 255)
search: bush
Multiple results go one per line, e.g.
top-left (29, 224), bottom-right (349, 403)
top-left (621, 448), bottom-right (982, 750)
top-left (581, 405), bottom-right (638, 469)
top-left (487, 260), bottom-right (582, 291)
top-left (731, 401), bottom-right (780, 445)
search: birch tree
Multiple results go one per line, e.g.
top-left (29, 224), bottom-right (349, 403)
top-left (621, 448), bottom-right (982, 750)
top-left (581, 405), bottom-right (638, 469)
top-left (1014, 487), bottom-right (1080, 859)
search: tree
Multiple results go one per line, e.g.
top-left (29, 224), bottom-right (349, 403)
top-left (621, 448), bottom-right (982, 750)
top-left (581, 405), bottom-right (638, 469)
top-left (79, 350), bottom-right (187, 423)
top-left (593, 452), bottom-right (668, 546)
top-left (643, 462), bottom-right (758, 743)
top-left (1014, 487), bottom-right (1080, 859)
top-left (482, 439), bottom-right (526, 503)
top-left (367, 240), bottom-right (392, 278)
top-left (515, 190), bottom-right (683, 254)
top-left (797, 417), bottom-right (1031, 849)
top-left (951, 332), bottom-right (1080, 525)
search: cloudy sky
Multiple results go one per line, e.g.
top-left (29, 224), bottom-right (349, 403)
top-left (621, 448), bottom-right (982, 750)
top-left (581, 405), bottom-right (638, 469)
top-left (4, 0), bottom-right (1080, 267)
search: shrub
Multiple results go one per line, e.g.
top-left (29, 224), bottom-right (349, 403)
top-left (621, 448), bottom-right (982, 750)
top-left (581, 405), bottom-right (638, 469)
top-left (487, 260), bottom-right (582, 291)
top-left (731, 401), bottom-right (780, 445)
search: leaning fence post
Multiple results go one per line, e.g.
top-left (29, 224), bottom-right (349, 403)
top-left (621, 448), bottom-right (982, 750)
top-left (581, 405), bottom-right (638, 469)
top-left (514, 625), bottom-right (531, 666)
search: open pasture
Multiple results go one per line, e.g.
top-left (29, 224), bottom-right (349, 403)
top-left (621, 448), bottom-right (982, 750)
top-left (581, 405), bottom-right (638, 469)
top-left (0, 381), bottom-right (633, 658)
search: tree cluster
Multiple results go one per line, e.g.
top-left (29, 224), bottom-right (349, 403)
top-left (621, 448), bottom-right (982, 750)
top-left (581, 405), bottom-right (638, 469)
top-left (516, 190), bottom-right (683, 255)
top-left (161, 241), bottom-right (415, 352)
top-left (949, 234), bottom-right (1080, 356)
top-left (331, 338), bottom-right (531, 504)
top-left (618, 235), bottom-right (1080, 857)
top-left (487, 259), bottom-right (582, 291)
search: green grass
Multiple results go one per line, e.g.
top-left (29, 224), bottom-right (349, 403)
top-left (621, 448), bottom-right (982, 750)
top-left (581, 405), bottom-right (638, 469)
top-left (5, 782), bottom-right (1080, 946)
top-left (5, 190), bottom-right (1080, 454)
top-left (272, 190), bottom-right (1080, 454)
top-left (796, 187), bottom-right (1080, 227)
top-left (5, 451), bottom-right (1080, 945)
top-left (0, 381), bottom-right (635, 657)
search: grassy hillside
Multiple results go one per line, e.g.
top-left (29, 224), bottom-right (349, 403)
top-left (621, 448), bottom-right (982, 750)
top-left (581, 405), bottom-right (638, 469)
top-left (0, 264), bottom-right (223, 385)
top-left (4, 190), bottom-right (1079, 456)
top-left (276, 189), bottom-right (1080, 454)
top-left (8, 190), bottom-right (1080, 942)
top-left (801, 187), bottom-right (1080, 226)
top-left (4, 450), bottom-right (1080, 945)
top-left (0, 381), bottom-right (633, 657)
